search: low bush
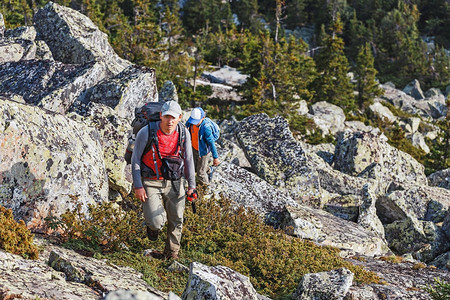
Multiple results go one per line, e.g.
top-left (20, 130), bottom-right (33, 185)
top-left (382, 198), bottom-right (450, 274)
top-left (182, 195), bottom-right (380, 298)
top-left (424, 278), bottom-right (450, 300)
top-left (379, 255), bottom-right (404, 263)
top-left (47, 192), bottom-right (380, 299)
top-left (0, 205), bottom-right (38, 259)
top-left (46, 201), bottom-right (147, 255)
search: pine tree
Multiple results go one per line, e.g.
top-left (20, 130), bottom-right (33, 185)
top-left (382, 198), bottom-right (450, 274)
top-left (425, 98), bottom-right (450, 174)
top-left (156, 4), bottom-right (193, 88)
top-left (273, 36), bottom-right (316, 106)
top-left (376, 1), bottom-right (430, 86)
top-left (354, 42), bottom-right (383, 108)
top-left (345, 9), bottom-right (369, 60)
top-left (429, 45), bottom-right (450, 90)
top-left (182, 0), bottom-right (232, 35)
top-left (230, 0), bottom-right (263, 33)
top-left (197, 26), bottom-right (243, 67)
top-left (239, 31), bottom-right (271, 108)
top-left (0, 0), bottom-right (33, 27)
top-left (284, 0), bottom-right (307, 28)
top-left (311, 16), bottom-right (356, 112)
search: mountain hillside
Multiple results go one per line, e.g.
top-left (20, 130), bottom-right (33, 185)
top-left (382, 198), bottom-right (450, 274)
top-left (0, 3), bottom-right (449, 300)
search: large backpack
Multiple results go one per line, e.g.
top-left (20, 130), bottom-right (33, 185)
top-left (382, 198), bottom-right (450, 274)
top-left (124, 102), bottom-right (185, 164)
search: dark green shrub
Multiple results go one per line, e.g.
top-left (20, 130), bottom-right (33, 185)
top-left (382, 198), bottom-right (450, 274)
top-left (182, 195), bottom-right (380, 298)
top-left (48, 192), bottom-right (380, 299)
top-left (0, 205), bottom-right (38, 259)
top-left (46, 202), bottom-right (146, 255)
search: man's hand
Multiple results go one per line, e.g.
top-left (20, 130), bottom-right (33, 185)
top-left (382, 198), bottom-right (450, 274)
top-left (213, 158), bottom-right (220, 166)
top-left (135, 188), bottom-right (148, 202)
top-left (187, 188), bottom-right (195, 197)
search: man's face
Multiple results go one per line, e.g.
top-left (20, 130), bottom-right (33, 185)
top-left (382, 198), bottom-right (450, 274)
top-left (160, 113), bottom-right (182, 134)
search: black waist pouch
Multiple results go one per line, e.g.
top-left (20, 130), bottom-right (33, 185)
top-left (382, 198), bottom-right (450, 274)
top-left (141, 164), bottom-right (156, 178)
top-left (161, 156), bottom-right (184, 180)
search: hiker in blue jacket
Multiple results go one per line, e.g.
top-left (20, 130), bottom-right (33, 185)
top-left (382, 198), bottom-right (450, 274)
top-left (186, 107), bottom-right (220, 185)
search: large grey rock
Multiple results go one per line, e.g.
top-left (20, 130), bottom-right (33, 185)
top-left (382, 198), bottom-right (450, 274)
top-left (35, 39), bottom-right (53, 60)
top-left (0, 249), bottom-right (99, 299)
top-left (5, 26), bottom-right (37, 40)
top-left (428, 169), bottom-right (450, 190)
top-left (76, 65), bottom-right (157, 120)
top-left (343, 121), bottom-right (377, 133)
top-left (0, 39), bottom-right (36, 63)
top-left (369, 102), bottom-right (397, 123)
top-left (281, 205), bottom-right (390, 257)
top-left (191, 78), bottom-right (244, 102)
top-left (292, 268), bottom-right (353, 300)
top-left (302, 142), bottom-right (334, 165)
top-left (378, 83), bottom-right (447, 119)
top-left (0, 98), bottom-right (109, 231)
top-left (407, 132), bottom-right (430, 154)
top-left (357, 184), bottom-right (386, 238)
top-left (158, 80), bottom-right (177, 102)
top-left (413, 97), bottom-right (448, 119)
top-left (0, 60), bottom-right (116, 113)
top-left (403, 79), bottom-right (425, 100)
top-left (376, 84), bottom-right (418, 115)
top-left (202, 65), bottom-right (248, 87)
top-left (407, 117), bottom-right (421, 133)
top-left (425, 88), bottom-right (445, 101)
top-left (430, 251), bottom-right (450, 271)
top-left (384, 217), bottom-right (449, 263)
top-left (334, 130), bottom-right (427, 189)
top-left (376, 185), bottom-right (450, 224)
top-left (69, 103), bottom-right (132, 195)
top-left (0, 237), bottom-right (169, 300)
top-left (182, 262), bottom-right (259, 300)
top-left (208, 162), bottom-right (298, 226)
top-left (33, 2), bottom-right (130, 74)
top-left (235, 114), bottom-right (322, 206)
top-left (346, 255), bottom-right (450, 299)
top-left (216, 138), bottom-right (252, 169)
top-left (310, 101), bottom-right (346, 135)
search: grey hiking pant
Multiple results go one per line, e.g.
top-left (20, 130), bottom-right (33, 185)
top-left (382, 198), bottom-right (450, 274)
top-left (142, 178), bottom-right (185, 256)
top-left (193, 149), bottom-right (211, 185)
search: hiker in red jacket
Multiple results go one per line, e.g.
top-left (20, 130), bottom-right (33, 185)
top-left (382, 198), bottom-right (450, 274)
top-left (131, 101), bottom-right (195, 260)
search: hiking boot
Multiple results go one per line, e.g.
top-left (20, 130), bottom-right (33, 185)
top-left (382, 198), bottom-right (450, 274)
top-left (147, 250), bottom-right (165, 260)
top-left (146, 227), bottom-right (159, 241)
top-left (164, 252), bottom-right (179, 260)
top-left (164, 250), bottom-right (179, 260)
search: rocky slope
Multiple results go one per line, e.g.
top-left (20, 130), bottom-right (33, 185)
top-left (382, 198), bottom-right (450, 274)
top-left (0, 3), bottom-right (449, 300)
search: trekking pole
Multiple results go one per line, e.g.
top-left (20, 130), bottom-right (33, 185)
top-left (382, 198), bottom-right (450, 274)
top-left (208, 166), bottom-right (216, 182)
top-left (186, 189), bottom-right (198, 214)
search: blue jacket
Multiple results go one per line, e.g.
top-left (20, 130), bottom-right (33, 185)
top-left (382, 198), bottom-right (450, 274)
top-left (186, 118), bottom-right (219, 159)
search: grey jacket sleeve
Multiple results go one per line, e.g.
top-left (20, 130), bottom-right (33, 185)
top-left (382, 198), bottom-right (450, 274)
top-left (183, 127), bottom-right (196, 189)
top-left (131, 125), bottom-right (149, 189)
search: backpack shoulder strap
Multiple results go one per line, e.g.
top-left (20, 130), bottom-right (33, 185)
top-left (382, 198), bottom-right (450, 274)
top-left (143, 122), bottom-right (160, 159)
top-left (177, 122), bottom-right (186, 157)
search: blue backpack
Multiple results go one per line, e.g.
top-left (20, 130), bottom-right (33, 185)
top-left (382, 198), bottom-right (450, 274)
top-left (208, 118), bottom-right (220, 141)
